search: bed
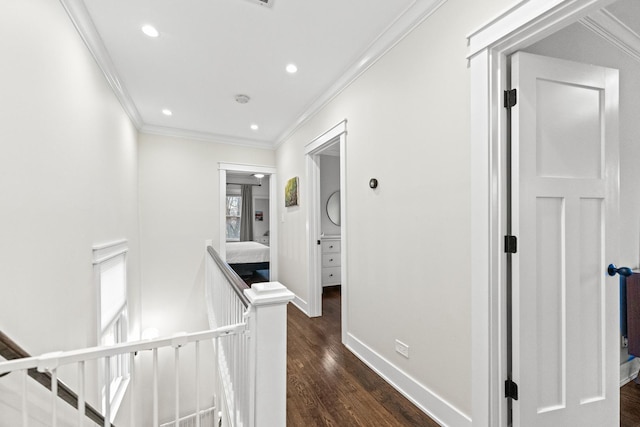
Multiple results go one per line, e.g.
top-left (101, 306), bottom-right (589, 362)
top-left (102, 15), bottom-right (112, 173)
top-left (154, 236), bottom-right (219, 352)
top-left (226, 241), bottom-right (270, 278)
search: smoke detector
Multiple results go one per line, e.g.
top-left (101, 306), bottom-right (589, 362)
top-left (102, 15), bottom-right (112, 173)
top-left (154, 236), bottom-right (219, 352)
top-left (235, 94), bottom-right (250, 104)
top-left (245, 0), bottom-right (273, 7)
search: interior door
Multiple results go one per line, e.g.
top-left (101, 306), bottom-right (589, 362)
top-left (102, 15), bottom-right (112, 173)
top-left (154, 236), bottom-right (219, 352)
top-left (511, 51), bottom-right (620, 426)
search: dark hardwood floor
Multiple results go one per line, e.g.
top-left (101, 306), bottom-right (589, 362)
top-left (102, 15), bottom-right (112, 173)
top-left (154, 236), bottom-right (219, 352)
top-left (287, 286), bottom-right (440, 426)
top-left (622, 379), bottom-right (640, 426)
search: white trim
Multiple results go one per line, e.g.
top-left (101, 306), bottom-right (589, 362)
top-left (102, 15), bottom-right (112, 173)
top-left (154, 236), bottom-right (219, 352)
top-left (581, 9), bottom-right (640, 64)
top-left (59, 0), bottom-right (143, 129)
top-left (469, 1), bottom-right (617, 426)
top-left (92, 239), bottom-right (128, 251)
top-left (290, 295), bottom-right (309, 316)
top-left (141, 125), bottom-right (274, 150)
top-left (218, 163), bottom-right (278, 280)
top-left (466, 0), bottom-right (616, 60)
top-left (620, 358), bottom-right (640, 387)
top-left (305, 120), bottom-right (347, 155)
top-left (92, 248), bottom-right (128, 266)
top-left (219, 163), bottom-right (276, 174)
top-left (346, 333), bottom-right (471, 427)
top-left (304, 121), bottom-right (347, 337)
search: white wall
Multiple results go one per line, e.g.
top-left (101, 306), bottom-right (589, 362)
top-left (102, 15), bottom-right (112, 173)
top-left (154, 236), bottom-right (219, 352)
top-left (523, 22), bottom-right (640, 367)
top-left (320, 155), bottom-right (341, 236)
top-left (137, 133), bottom-right (275, 421)
top-left (275, 0), bottom-right (516, 420)
top-left (0, 0), bottom-right (141, 418)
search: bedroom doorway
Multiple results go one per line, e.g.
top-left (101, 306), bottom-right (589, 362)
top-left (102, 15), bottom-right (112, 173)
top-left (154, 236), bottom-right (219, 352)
top-left (305, 121), bottom-right (347, 343)
top-left (218, 163), bottom-right (278, 282)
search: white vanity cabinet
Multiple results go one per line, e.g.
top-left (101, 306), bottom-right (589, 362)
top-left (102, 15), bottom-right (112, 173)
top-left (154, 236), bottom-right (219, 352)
top-left (321, 237), bottom-right (341, 286)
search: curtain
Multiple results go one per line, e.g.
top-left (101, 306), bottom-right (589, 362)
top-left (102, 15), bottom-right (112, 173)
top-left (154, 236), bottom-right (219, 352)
top-left (240, 184), bottom-right (254, 241)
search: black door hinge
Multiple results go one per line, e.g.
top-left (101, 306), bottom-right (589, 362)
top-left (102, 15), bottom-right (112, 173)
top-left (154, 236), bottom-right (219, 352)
top-left (504, 89), bottom-right (517, 109)
top-left (505, 379), bottom-right (519, 400)
top-left (317, 240), bottom-right (321, 245)
top-left (505, 235), bottom-right (517, 254)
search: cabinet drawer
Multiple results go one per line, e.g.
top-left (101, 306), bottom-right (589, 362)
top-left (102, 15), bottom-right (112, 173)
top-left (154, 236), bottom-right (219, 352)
top-left (322, 253), bottom-right (340, 267)
top-left (322, 267), bottom-right (341, 284)
top-left (321, 240), bottom-right (340, 253)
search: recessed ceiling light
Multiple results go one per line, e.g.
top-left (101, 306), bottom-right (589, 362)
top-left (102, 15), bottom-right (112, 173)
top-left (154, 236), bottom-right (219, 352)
top-left (162, 109), bottom-right (172, 116)
top-left (142, 25), bottom-right (159, 38)
top-left (286, 63), bottom-right (298, 74)
top-left (250, 124), bottom-right (259, 131)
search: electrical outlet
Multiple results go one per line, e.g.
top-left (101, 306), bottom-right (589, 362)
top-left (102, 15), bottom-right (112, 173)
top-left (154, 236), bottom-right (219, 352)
top-left (623, 336), bottom-right (629, 348)
top-left (395, 339), bottom-right (409, 358)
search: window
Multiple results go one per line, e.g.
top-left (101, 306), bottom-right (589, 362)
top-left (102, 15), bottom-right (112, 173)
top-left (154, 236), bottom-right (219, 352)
top-left (93, 241), bottom-right (129, 420)
top-left (226, 195), bottom-right (242, 241)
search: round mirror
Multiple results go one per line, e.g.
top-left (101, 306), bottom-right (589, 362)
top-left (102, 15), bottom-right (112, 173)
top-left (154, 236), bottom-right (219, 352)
top-left (326, 190), bottom-right (341, 226)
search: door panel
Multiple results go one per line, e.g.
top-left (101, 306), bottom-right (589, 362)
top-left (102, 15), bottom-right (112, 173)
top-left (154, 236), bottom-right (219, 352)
top-left (511, 51), bottom-right (619, 426)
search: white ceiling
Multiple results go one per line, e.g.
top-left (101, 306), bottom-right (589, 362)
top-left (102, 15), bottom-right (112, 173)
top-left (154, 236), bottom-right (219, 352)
top-left (62, 0), bottom-right (640, 150)
top-left (64, 0), bottom-right (446, 148)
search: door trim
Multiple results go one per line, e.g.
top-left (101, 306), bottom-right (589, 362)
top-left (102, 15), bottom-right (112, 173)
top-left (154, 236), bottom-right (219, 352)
top-left (304, 120), bottom-right (347, 343)
top-left (468, 1), bottom-right (616, 426)
top-left (218, 162), bottom-right (278, 280)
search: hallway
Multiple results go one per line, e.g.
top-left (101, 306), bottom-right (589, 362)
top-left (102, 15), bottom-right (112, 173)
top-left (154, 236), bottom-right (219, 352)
top-left (286, 287), bottom-right (439, 426)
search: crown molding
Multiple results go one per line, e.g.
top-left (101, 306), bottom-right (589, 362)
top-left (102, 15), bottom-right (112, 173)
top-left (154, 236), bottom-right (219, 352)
top-left (141, 124), bottom-right (275, 150)
top-left (273, 0), bottom-right (448, 148)
top-left (581, 8), bottom-right (640, 64)
top-left (60, 0), bottom-right (449, 150)
top-left (59, 0), bottom-right (144, 128)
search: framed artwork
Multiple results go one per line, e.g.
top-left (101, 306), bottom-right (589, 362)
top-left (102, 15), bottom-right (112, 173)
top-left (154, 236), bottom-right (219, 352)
top-left (255, 211), bottom-right (264, 221)
top-left (285, 177), bottom-right (299, 207)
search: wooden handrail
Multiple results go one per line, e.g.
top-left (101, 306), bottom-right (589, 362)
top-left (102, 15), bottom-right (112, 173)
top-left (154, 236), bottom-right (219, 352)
top-left (0, 330), bottom-right (111, 426)
top-left (207, 245), bottom-right (251, 307)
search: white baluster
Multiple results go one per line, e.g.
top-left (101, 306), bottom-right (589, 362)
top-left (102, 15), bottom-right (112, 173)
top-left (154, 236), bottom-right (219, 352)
top-left (77, 361), bottom-right (85, 427)
top-left (195, 341), bottom-right (201, 427)
top-left (51, 368), bottom-right (58, 427)
top-left (175, 347), bottom-right (180, 426)
top-left (21, 369), bottom-right (28, 427)
top-left (153, 348), bottom-right (159, 427)
top-left (129, 352), bottom-right (135, 426)
top-left (104, 357), bottom-right (111, 427)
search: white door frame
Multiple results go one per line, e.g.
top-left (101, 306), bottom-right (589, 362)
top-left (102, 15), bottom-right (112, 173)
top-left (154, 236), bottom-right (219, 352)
top-left (219, 162), bottom-right (278, 280)
top-left (468, 1), bottom-right (617, 426)
top-left (304, 120), bottom-right (347, 342)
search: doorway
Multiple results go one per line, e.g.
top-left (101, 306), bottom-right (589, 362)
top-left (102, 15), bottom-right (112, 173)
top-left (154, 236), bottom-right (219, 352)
top-left (305, 121), bottom-right (347, 342)
top-left (218, 162), bottom-right (278, 281)
top-left (469, 0), bottom-right (637, 425)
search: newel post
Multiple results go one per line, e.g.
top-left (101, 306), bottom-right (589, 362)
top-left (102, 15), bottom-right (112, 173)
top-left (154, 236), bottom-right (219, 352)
top-left (244, 282), bottom-right (294, 427)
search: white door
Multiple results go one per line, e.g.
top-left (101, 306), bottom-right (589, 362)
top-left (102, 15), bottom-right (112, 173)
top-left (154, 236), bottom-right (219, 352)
top-left (511, 52), bottom-right (620, 426)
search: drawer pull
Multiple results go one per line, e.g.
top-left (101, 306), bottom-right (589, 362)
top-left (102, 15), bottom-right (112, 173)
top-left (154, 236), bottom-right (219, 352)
top-left (329, 274), bottom-right (333, 277)
top-left (329, 258), bottom-right (334, 262)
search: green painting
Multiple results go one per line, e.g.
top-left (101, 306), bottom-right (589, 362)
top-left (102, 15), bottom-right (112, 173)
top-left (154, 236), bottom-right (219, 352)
top-left (285, 177), bottom-right (299, 207)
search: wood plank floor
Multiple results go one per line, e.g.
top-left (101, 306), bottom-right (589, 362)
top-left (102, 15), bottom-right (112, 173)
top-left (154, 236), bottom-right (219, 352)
top-left (287, 286), bottom-right (440, 426)
top-left (622, 380), bottom-right (640, 426)
top-left (287, 286), bottom-right (640, 425)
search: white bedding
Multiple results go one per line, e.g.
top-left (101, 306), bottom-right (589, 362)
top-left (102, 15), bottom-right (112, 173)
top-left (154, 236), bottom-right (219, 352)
top-left (226, 241), bottom-right (270, 264)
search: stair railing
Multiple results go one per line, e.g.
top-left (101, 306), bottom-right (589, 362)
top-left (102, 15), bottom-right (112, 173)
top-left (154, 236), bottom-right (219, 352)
top-left (205, 243), bottom-right (293, 427)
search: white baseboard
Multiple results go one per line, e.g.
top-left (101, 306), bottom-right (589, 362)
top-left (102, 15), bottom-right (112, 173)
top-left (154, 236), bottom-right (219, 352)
top-left (290, 294), bottom-right (309, 316)
top-left (620, 357), bottom-right (640, 387)
top-left (346, 333), bottom-right (471, 427)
